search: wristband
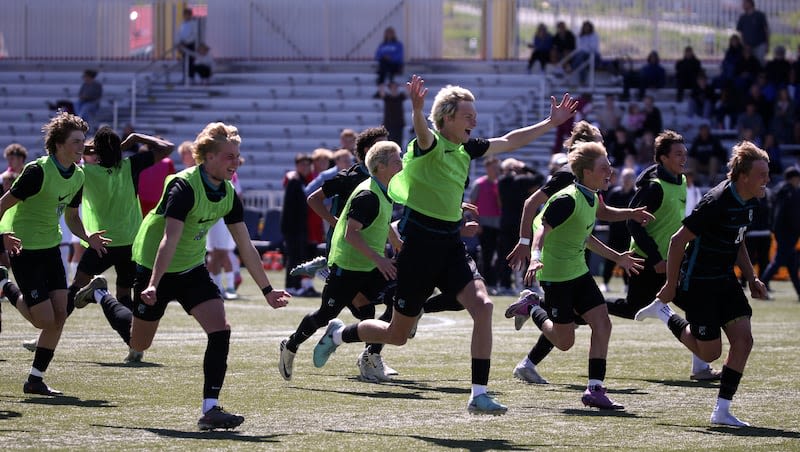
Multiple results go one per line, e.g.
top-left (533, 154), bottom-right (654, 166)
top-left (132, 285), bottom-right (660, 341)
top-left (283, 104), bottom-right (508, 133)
top-left (261, 285), bottom-right (274, 296)
top-left (531, 249), bottom-right (542, 261)
top-left (517, 237), bottom-right (531, 246)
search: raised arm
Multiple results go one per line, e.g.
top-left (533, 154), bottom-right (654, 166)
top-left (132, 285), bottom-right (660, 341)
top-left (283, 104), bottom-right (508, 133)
top-left (486, 93), bottom-right (579, 155)
top-left (407, 74), bottom-right (434, 150)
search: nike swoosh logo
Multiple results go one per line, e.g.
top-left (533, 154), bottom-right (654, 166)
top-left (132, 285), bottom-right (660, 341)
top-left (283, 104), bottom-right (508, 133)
top-left (58, 194), bottom-right (69, 201)
top-left (679, 199), bottom-right (686, 203)
top-left (444, 149), bottom-right (455, 153)
top-left (198, 218), bottom-right (216, 224)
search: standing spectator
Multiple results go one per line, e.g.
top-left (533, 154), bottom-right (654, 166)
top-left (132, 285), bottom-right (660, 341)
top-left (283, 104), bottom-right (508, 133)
top-left (551, 21), bottom-right (576, 66)
top-left (373, 27), bottom-right (403, 99)
top-left (526, 23), bottom-right (553, 74)
top-left (675, 46), bottom-right (703, 102)
top-left (684, 168), bottom-right (703, 213)
top-left (600, 167), bottom-right (636, 293)
top-left (689, 72), bottom-right (716, 119)
top-left (469, 157), bottom-right (502, 292)
top-left (181, 43), bottom-right (214, 86)
top-left (596, 94), bottom-right (621, 138)
top-left (760, 166), bottom-right (800, 299)
top-left (735, 101), bottom-right (765, 141)
top-left (1, 143), bottom-right (27, 194)
top-left (736, 0), bottom-right (769, 65)
top-left (138, 143), bottom-right (177, 217)
top-left (75, 70), bottom-right (102, 131)
top-left (177, 140), bottom-right (196, 169)
top-left (571, 21), bottom-right (600, 85)
top-left (281, 153), bottom-right (313, 296)
top-left (742, 183), bottom-right (772, 288)
top-left (622, 51), bottom-right (666, 101)
top-left (689, 124), bottom-right (728, 185)
top-left (380, 82), bottom-right (407, 146)
top-left (176, 7), bottom-right (199, 84)
top-left (735, 45), bottom-right (762, 94)
top-left (606, 126), bottom-right (637, 168)
top-left (641, 95), bottom-right (663, 137)
top-left (622, 102), bottom-right (645, 136)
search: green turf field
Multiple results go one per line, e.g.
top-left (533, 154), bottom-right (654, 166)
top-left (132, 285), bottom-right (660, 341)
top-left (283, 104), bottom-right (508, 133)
top-left (1, 271), bottom-right (798, 450)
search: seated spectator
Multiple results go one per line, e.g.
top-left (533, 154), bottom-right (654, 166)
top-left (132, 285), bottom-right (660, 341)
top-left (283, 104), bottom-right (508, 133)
top-left (622, 50), bottom-right (666, 101)
top-left (526, 23), bottom-right (553, 73)
top-left (690, 72), bottom-right (716, 119)
top-left (596, 93), bottom-right (622, 138)
top-left (713, 86), bottom-right (739, 129)
top-left (717, 34), bottom-right (744, 88)
top-left (641, 95), bottom-right (663, 136)
top-left (633, 130), bottom-right (656, 171)
top-left (373, 27), bottom-right (404, 98)
top-left (622, 102), bottom-right (645, 136)
top-left (571, 20), bottom-right (600, 85)
top-left (736, 101), bottom-right (765, 140)
top-left (551, 21), bottom-right (576, 65)
top-left (770, 87), bottom-right (795, 144)
top-left (734, 44), bottom-right (762, 92)
top-left (762, 133), bottom-right (783, 176)
top-left (180, 42), bottom-right (215, 86)
top-left (75, 69), bottom-right (102, 130)
top-left (764, 45), bottom-right (791, 93)
top-left (675, 46), bottom-right (703, 102)
top-left (689, 124), bottom-right (727, 185)
top-left (606, 126), bottom-right (637, 168)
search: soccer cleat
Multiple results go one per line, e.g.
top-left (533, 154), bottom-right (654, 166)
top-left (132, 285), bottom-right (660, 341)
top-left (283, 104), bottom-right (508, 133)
top-left (467, 393), bottom-right (508, 415)
top-left (581, 385), bottom-right (624, 410)
top-left (223, 288), bottom-right (239, 300)
top-left (691, 367), bottom-right (722, 381)
top-left (408, 309), bottom-right (424, 339)
top-left (512, 359), bottom-right (548, 384)
top-left (289, 256), bottom-right (328, 278)
top-left (634, 299), bottom-right (665, 321)
top-left (0, 265), bottom-right (8, 283)
top-left (711, 407), bottom-right (750, 427)
top-left (279, 339), bottom-right (295, 381)
top-left (357, 350), bottom-right (392, 383)
top-left (504, 290), bottom-right (541, 330)
top-left (382, 360), bottom-right (399, 376)
top-left (23, 380), bottom-right (63, 396)
top-left (22, 338), bottom-right (37, 352)
top-left (197, 406), bottom-right (245, 431)
top-left (313, 319), bottom-right (343, 368)
top-left (74, 275), bottom-right (108, 309)
top-left (124, 348), bottom-right (144, 364)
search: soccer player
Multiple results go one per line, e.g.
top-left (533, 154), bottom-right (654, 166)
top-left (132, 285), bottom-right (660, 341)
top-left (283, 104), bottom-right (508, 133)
top-left (0, 112), bottom-right (109, 396)
top-left (128, 122), bottom-right (290, 430)
top-left (636, 141), bottom-right (770, 427)
top-left (279, 141), bottom-right (403, 383)
top-left (520, 142), bottom-right (642, 410)
top-left (312, 74), bottom-right (578, 414)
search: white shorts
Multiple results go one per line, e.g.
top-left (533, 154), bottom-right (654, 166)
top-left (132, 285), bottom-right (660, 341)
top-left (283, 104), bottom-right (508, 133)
top-left (206, 219), bottom-right (235, 251)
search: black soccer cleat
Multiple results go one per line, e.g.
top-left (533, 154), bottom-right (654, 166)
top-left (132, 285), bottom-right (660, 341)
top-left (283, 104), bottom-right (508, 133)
top-left (197, 406), bottom-right (245, 431)
top-left (23, 380), bottom-right (63, 396)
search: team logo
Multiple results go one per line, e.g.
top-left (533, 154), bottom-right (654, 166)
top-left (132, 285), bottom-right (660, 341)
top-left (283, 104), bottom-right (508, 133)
top-left (551, 307), bottom-right (559, 318)
top-left (194, 227), bottom-right (208, 241)
top-left (56, 202), bottom-right (66, 217)
top-left (698, 325), bottom-right (707, 336)
top-left (327, 298), bottom-right (336, 307)
top-left (397, 298), bottom-right (406, 309)
top-left (137, 304), bottom-right (147, 315)
top-left (748, 209), bottom-right (753, 221)
top-left (30, 289), bottom-right (39, 300)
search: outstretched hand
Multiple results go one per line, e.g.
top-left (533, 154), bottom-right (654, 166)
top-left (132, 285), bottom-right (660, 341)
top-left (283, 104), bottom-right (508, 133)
top-left (549, 93), bottom-right (580, 126)
top-left (406, 74), bottom-right (428, 111)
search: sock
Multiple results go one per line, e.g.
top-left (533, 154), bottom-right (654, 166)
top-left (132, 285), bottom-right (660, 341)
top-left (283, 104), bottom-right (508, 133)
top-left (341, 324), bottom-right (360, 344)
top-left (331, 324), bottom-right (344, 345)
top-left (202, 330), bottom-right (230, 400)
top-left (692, 354), bottom-right (711, 374)
top-left (4, 281), bottom-right (22, 307)
top-left (718, 365), bottom-right (743, 401)
top-left (202, 398), bottom-right (219, 414)
top-left (471, 358), bottom-right (490, 386)
top-left (530, 306), bottom-right (550, 330)
top-left (655, 299), bottom-right (675, 323)
top-left (99, 293), bottom-right (133, 345)
top-left (210, 273), bottom-right (223, 292)
top-left (471, 384), bottom-right (487, 398)
top-left (528, 334), bottom-right (554, 365)
top-left (423, 292), bottom-right (463, 313)
top-left (287, 313), bottom-right (322, 351)
top-left (366, 343), bottom-right (384, 354)
top-left (588, 358), bottom-right (607, 384)
top-left (715, 397), bottom-right (731, 412)
top-left (94, 288), bottom-right (109, 303)
top-left (667, 314), bottom-right (690, 341)
top-left (30, 347), bottom-right (55, 381)
top-left (224, 272), bottom-right (235, 291)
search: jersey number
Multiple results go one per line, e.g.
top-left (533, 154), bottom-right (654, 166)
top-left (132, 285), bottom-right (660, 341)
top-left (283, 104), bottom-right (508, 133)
top-left (734, 226), bottom-right (746, 244)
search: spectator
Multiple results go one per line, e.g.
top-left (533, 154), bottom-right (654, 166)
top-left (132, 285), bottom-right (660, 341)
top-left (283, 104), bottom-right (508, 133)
top-left (176, 7), bottom-right (199, 83)
top-left (760, 166), bottom-right (800, 299)
top-left (736, 0), bottom-right (770, 65)
top-left (762, 133), bottom-right (783, 176)
top-left (281, 153), bottom-right (314, 296)
top-left (600, 167), bottom-right (636, 293)
top-left (551, 21), bottom-right (576, 66)
top-left (181, 43), bottom-right (215, 86)
top-left (713, 86), bottom-right (739, 129)
top-left (770, 87), bottom-right (795, 145)
top-left (373, 27), bottom-right (403, 99)
top-left (526, 23), bottom-right (553, 73)
top-left (137, 142), bottom-right (177, 217)
top-left (622, 102), bottom-right (645, 136)
top-left (622, 51), bottom-right (666, 101)
top-left (379, 81), bottom-right (407, 146)
top-left (75, 69), bottom-right (102, 130)
top-left (177, 140), bottom-right (196, 169)
top-left (641, 95), bottom-right (663, 136)
top-left (688, 124), bottom-right (727, 185)
top-left (684, 168), bottom-right (703, 213)
top-left (339, 128), bottom-right (357, 154)
top-left (764, 45), bottom-right (790, 93)
top-left (718, 34), bottom-right (744, 87)
top-left (689, 72), bottom-right (716, 119)
top-left (571, 21), bottom-right (600, 85)
top-left (606, 126), bottom-right (637, 168)
top-left (735, 101), bottom-right (765, 140)
top-left (469, 157), bottom-right (502, 291)
top-left (734, 45), bottom-right (762, 92)
top-left (635, 130), bottom-right (657, 171)
top-left (596, 93), bottom-right (622, 138)
top-left (675, 46), bottom-right (703, 102)
top-left (1, 143), bottom-right (27, 194)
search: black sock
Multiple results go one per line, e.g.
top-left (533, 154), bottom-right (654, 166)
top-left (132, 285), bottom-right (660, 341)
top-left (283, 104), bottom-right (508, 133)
top-left (353, 304), bottom-right (375, 321)
top-left (423, 292), bottom-right (463, 313)
top-left (530, 306), bottom-right (550, 330)
top-left (342, 324), bottom-right (361, 343)
top-left (99, 293), bottom-right (132, 345)
top-left (66, 285), bottom-right (79, 317)
top-left (718, 365), bottom-right (743, 401)
top-left (286, 312), bottom-right (322, 352)
top-left (31, 347), bottom-right (55, 379)
top-left (366, 343), bottom-right (384, 354)
top-left (605, 297), bottom-right (635, 320)
top-left (203, 330), bottom-right (230, 400)
top-left (667, 314), bottom-right (689, 341)
top-left (4, 281), bottom-right (22, 307)
top-left (471, 358), bottom-right (490, 386)
top-left (528, 334), bottom-right (554, 365)
top-left (588, 358), bottom-right (607, 382)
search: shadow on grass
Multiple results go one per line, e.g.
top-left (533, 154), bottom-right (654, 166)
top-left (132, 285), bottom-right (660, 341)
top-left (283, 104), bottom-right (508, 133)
top-left (561, 408), bottom-right (642, 418)
top-left (562, 384), bottom-right (648, 395)
top-left (633, 378), bottom-right (718, 389)
top-left (327, 428), bottom-right (539, 451)
top-left (91, 361), bottom-right (164, 368)
top-left (293, 385), bottom-right (431, 401)
top-left (22, 396), bottom-right (117, 408)
top-left (664, 422), bottom-right (800, 439)
top-left (0, 410), bottom-right (22, 420)
top-left (94, 423), bottom-right (283, 443)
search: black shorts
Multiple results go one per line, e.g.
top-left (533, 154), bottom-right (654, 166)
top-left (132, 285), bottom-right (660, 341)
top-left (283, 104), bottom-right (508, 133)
top-left (10, 246), bottom-right (67, 307)
top-left (77, 245), bottom-right (136, 288)
top-left (132, 264), bottom-right (221, 321)
top-left (324, 264), bottom-right (392, 312)
top-left (625, 261), bottom-right (666, 311)
top-left (676, 277), bottom-right (752, 341)
top-left (541, 272), bottom-right (604, 324)
top-left (394, 233), bottom-right (481, 317)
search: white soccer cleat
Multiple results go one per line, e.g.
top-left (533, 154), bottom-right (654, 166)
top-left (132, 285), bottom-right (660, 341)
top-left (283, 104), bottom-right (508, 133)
top-left (357, 350), bottom-right (392, 382)
top-left (22, 338), bottom-right (37, 352)
top-left (711, 408), bottom-right (751, 427)
top-left (124, 348), bottom-right (144, 363)
top-left (512, 359), bottom-right (548, 384)
top-left (634, 299), bottom-right (665, 321)
top-left (279, 339), bottom-right (295, 381)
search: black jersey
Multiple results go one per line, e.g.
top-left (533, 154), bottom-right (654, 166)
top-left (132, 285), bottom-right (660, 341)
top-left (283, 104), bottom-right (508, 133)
top-left (320, 163), bottom-right (370, 218)
top-left (680, 179), bottom-right (757, 286)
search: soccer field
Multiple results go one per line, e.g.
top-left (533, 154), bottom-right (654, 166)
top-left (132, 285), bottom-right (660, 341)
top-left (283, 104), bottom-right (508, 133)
top-left (1, 271), bottom-right (799, 451)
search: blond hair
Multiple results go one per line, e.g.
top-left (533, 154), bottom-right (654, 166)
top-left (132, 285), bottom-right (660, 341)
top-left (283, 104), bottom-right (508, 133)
top-left (428, 85), bottom-right (475, 131)
top-left (569, 142), bottom-right (608, 183)
top-left (727, 141), bottom-right (769, 182)
top-left (365, 141), bottom-right (401, 175)
top-left (193, 122), bottom-right (241, 163)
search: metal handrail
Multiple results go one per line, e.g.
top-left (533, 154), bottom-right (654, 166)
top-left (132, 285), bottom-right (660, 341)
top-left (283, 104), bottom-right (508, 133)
top-left (550, 48), bottom-right (596, 92)
top-left (130, 45), bottom-right (183, 125)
